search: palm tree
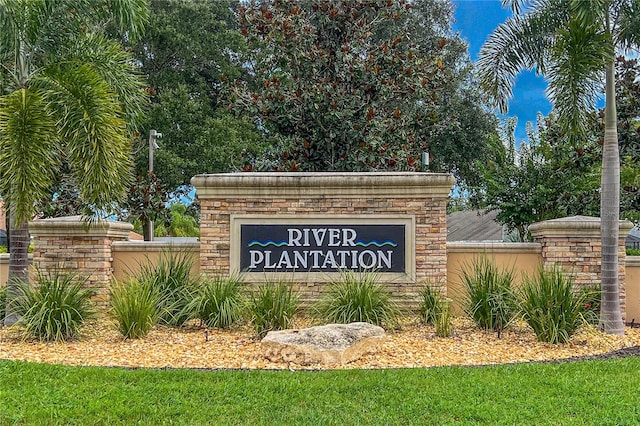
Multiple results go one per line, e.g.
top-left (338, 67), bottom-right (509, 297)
top-left (0, 0), bottom-right (148, 326)
top-left (477, 0), bottom-right (640, 334)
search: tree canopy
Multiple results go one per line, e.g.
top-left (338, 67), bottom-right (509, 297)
top-left (227, 0), bottom-right (499, 190)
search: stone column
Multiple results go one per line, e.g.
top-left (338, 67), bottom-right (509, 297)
top-left (529, 216), bottom-right (634, 318)
top-left (29, 216), bottom-right (132, 307)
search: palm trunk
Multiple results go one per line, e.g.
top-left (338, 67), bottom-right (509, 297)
top-left (599, 58), bottom-right (624, 335)
top-left (3, 211), bottom-right (29, 326)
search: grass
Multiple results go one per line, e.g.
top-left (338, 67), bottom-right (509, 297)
top-left (186, 274), bottom-right (245, 329)
top-left (248, 281), bottom-right (300, 338)
top-left (314, 270), bottom-right (400, 329)
top-left (109, 279), bottom-right (161, 339)
top-left (11, 271), bottom-right (95, 342)
top-left (1, 358), bottom-right (640, 424)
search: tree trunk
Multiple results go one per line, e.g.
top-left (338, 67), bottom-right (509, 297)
top-left (599, 58), bottom-right (624, 335)
top-left (142, 218), bottom-right (153, 242)
top-left (4, 211), bottom-right (29, 327)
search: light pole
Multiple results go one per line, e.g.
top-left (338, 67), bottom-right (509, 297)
top-left (145, 129), bottom-right (162, 241)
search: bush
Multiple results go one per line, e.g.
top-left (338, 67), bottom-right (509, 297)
top-left (626, 248), bottom-right (640, 256)
top-left (519, 266), bottom-right (586, 344)
top-left (12, 271), bottom-right (95, 342)
top-left (0, 285), bottom-right (6, 321)
top-left (434, 300), bottom-right (455, 338)
top-left (314, 271), bottom-right (400, 329)
top-left (186, 274), bottom-right (245, 329)
top-left (136, 249), bottom-right (197, 326)
top-left (110, 279), bottom-right (161, 339)
top-left (248, 281), bottom-right (299, 338)
top-left (579, 285), bottom-right (601, 325)
top-left (419, 285), bottom-right (443, 325)
top-left (461, 256), bottom-right (516, 332)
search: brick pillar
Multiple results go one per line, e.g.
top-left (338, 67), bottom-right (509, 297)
top-left (529, 216), bottom-right (634, 319)
top-left (29, 216), bottom-right (132, 307)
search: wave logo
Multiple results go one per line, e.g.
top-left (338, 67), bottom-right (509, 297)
top-left (355, 240), bottom-right (397, 248)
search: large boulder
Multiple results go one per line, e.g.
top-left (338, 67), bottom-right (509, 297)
top-left (261, 322), bottom-right (386, 366)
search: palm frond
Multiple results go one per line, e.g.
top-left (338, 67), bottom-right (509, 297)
top-left (0, 87), bottom-right (60, 225)
top-left (546, 19), bottom-right (609, 145)
top-left (34, 64), bottom-right (132, 213)
top-left (477, 1), bottom-right (569, 112)
top-left (60, 33), bottom-right (147, 130)
top-left (617, 0), bottom-right (640, 49)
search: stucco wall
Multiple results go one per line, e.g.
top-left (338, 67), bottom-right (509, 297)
top-left (446, 242), bottom-right (543, 315)
top-left (111, 241), bottom-right (200, 281)
top-left (626, 256), bottom-right (640, 323)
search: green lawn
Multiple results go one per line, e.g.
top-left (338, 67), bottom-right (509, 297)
top-left (1, 358), bottom-right (639, 425)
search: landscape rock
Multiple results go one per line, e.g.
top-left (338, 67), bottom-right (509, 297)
top-left (260, 322), bottom-right (386, 366)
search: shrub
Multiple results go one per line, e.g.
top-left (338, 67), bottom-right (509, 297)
top-left (314, 270), bottom-right (400, 329)
top-left (186, 274), bottom-right (245, 329)
top-left (110, 279), bottom-right (161, 339)
top-left (626, 248), bottom-right (640, 256)
top-left (136, 249), bottom-right (197, 326)
top-left (579, 285), bottom-right (601, 325)
top-left (419, 285), bottom-right (443, 325)
top-left (0, 285), bottom-right (6, 321)
top-left (434, 300), bottom-right (455, 338)
top-left (248, 281), bottom-right (299, 338)
top-left (519, 266), bottom-right (586, 344)
top-left (12, 271), bottom-right (95, 342)
top-left (461, 256), bottom-right (516, 332)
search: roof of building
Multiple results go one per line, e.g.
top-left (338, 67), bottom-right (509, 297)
top-left (446, 210), bottom-right (503, 242)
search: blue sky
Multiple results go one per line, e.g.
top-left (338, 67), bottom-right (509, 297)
top-left (452, 0), bottom-right (552, 142)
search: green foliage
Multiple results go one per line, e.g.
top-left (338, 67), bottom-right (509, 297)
top-left (6, 358), bottom-right (640, 424)
top-left (231, 0), bottom-right (499, 187)
top-left (0, 245), bottom-right (7, 254)
top-left (481, 114), bottom-right (601, 239)
top-left (135, 250), bottom-right (197, 327)
top-left (579, 285), bottom-right (601, 326)
top-left (461, 256), bottom-right (516, 332)
top-left (314, 271), bottom-right (400, 329)
top-left (120, 172), bottom-right (167, 232)
top-left (433, 301), bottom-right (455, 338)
top-left (11, 271), bottom-right (95, 342)
top-left (627, 248), bottom-right (640, 256)
top-left (125, 0), bottom-right (269, 194)
top-left (186, 275), bottom-right (245, 329)
top-left (419, 285), bottom-right (443, 325)
top-left (248, 281), bottom-right (299, 338)
top-left (0, 285), bottom-right (6, 320)
top-left (109, 279), bottom-right (161, 339)
top-left (519, 267), bottom-right (586, 344)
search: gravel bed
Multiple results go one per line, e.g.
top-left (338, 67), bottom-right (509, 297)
top-left (2, 318), bottom-right (640, 370)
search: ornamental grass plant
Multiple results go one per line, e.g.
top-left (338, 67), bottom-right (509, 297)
top-left (11, 271), bottom-right (95, 342)
top-left (136, 249), bottom-right (197, 327)
top-left (461, 256), bottom-right (516, 333)
top-left (314, 270), bottom-right (400, 329)
top-left (519, 266), bottom-right (586, 344)
top-left (419, 284), bottom-right (443, 325)
top-left (248, 281), bottom-right (300, 338)
top-left (186, 274), bottom-right (245, 329)
top-left (0, 285), bottom-right (6, 321)
top-left (110, 279), bottom-right (161, 339)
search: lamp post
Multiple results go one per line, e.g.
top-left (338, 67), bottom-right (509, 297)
top-left (145, 129), bottom-right (162, 241)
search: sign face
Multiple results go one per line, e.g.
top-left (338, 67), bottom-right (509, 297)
top-left (240, 224), bottom-right (406, 273)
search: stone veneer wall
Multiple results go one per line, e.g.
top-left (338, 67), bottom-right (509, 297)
top-left (29, 217), bottom-right (132, 307)
top-left (192, 172), bottom-right (455, 307)
top-left (529, 216), bottom-right (634, 319)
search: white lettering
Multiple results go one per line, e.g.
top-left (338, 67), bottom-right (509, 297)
top-left (249, 251), bottom-right (264, 269)
top-left (288, 229), bottom-right (302, 246)
top-left (328, 228), bottom-right (341, 246)
top-left (358, 250), bottom-right (377, 269)
top-left (277, 251), bottom-right (293, 269)
top-left (322, 251), bottom-right (338, 268)
top-left (343, 228), bottom-right (357, 246)
top-left (263, 251), bottom-right (277, 269)
top-left (378, 250), bottom-right (392, 269)
top-left (293, 251), bottom-right (308, 269)
top-left (312, 228), bottom-right (327, 246)
top-left (310, 250), bottom-right (323, 268)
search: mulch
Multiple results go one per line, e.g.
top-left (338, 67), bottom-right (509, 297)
top-left (1, 318), bottom-right (640, 371)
